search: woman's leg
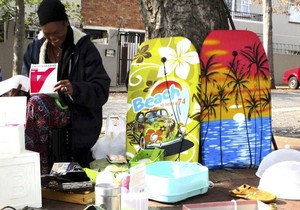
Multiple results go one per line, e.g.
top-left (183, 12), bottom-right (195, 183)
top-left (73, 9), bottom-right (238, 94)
top-left (25, 94), bottom-right (70, 174)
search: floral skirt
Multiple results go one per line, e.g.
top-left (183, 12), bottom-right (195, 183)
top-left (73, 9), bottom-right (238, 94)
top-left (25, 94), bottom-right (70, 175)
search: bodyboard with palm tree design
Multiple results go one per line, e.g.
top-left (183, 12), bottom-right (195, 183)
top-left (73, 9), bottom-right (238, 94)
top-left (126, 37), bottom-right (201, 162)
top-left (199, 30), bottom-right (272, 169)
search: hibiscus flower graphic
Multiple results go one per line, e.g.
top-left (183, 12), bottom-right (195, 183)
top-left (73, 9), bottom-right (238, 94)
top-left (157, 38), bottom-right (199, 79)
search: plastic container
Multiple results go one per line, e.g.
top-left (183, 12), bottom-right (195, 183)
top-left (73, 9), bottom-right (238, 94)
top-left (145, 161), bottom-right (209, 203)
top-left (129, 148), bottom-right (164, 167)
top-left (95, 183), bottom-right (121, 210)
top-left (121, 193), bottom-right (148, 210)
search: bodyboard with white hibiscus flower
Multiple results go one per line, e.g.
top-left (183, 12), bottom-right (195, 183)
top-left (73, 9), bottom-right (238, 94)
top-left (126, 36), bottom-right (201, 162)
top-left (199, 30), bottom-right (272, 169)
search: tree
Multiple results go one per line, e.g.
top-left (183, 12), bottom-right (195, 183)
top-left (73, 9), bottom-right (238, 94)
top-left (139, 0), bottom-right (230, 53)
top-left (13, 0), bottom-right (25, 76)
top-left (263, 0), bottom-right (275, 89)
top-left (0, 0), bottom-right (40, 75)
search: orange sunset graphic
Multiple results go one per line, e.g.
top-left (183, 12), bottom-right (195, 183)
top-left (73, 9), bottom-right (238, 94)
top-left (200, 31), bottom-right (271, 122)
top-left (198, 30), bottom-right (272, 169)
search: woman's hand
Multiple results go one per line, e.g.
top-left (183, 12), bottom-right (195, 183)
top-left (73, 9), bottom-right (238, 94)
top-left (8, 84), bottom-right (27, 96)
top-left (54, 80), bottom-right (73, 95)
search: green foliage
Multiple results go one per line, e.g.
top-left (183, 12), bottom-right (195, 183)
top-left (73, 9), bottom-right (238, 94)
top-left (0, 0), bottom-right (15, 22)
top-left (64, 1), bottom-right (82, 28)
top-left (0, 0), bottom-right (82, 31)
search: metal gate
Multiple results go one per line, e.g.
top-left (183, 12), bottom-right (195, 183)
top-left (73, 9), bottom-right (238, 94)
top-left (118, 32), bottom-right (145, 85)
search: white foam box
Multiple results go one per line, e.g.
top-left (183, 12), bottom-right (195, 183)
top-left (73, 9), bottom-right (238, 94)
top-left (0, 97), bottom-right (27, 125)
top-left (0, 96), bottom-right (27, 154)
top-left (0, 150), bottom-right (42, 209)
top-left (0, 124), bottom-right (25, 154)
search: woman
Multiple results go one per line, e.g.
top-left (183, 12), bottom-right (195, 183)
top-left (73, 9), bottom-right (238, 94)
top-left (21, 0), bottom-right (111, 174)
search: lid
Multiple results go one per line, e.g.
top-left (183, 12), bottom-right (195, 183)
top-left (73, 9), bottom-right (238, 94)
top-left (256, 146), bottom-right (300, 177)
top-left (258, 161), bottom-right (300, 200)
top-left (95, 183), bottom-right (121, 196)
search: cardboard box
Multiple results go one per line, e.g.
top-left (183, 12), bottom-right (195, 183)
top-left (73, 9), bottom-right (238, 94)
top-left (182, 200), bottom-right (270, 210)
top-left (42, 188), bottom-right (95, 205)
top-left (0, 150), bottom-right (42, 209)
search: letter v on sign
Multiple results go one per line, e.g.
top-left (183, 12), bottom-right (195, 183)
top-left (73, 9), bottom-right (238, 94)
top-left (30, 67), bottom-right (56, 93)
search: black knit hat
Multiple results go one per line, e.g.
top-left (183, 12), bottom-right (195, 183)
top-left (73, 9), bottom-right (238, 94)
top-left (37, 0), bottom-right (68, 26)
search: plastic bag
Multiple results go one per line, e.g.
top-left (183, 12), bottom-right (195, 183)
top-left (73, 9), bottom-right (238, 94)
top-left (91, 115), bottom-right (126, 160)
top-left (105, 114), bottom-right (126, 141)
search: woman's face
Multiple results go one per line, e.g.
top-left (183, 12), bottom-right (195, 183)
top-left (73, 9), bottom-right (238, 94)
top-left (42, 20), bottom-right (68, 48)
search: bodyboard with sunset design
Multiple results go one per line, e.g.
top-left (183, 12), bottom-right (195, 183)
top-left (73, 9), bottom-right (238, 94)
top-left (199, 30), bottom-right (272, 169)
top-left (126, 36), bottom-right (201, 162)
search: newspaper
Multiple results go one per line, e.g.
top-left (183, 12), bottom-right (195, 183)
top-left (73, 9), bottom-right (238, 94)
top-left (0, 63), bottom-right (58, 97)
top-left (0, 75), bottom-right (29, 96)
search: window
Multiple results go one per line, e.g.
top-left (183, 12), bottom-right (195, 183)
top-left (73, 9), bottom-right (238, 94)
top-left (83, 28), bottom-right (108, 43)
top-left (289, 2), bottom-right (300, 23)
top-left (26, 28), bottom-right (39, 39)
top-left (241, 0), bottom-right (251, 13)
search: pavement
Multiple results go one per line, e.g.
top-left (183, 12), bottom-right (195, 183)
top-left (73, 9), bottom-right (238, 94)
top-left (40, 86), bottom-right (300, 210)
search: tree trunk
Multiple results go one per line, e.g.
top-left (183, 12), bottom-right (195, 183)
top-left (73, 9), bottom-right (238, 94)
top-left (12, 0), bottom-right (24, 76)
top-left (263, 0), bottom-right (276, 89)
top-left (139, 0), bottom-right (229, 53)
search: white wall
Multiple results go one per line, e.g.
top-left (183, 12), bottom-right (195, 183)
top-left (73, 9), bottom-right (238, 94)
top-left (93, 28), bottom-right (119, 87)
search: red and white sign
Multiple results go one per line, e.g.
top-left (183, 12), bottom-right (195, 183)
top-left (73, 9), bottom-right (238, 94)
top-left (29, 63), bottom-right (58, 96)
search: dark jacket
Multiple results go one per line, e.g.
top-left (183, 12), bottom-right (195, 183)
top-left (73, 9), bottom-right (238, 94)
top-left (22, 26), bottom-right (111, 164)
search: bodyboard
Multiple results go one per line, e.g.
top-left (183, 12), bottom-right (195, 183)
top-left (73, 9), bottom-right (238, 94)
top-left (126, 36), bottom-right (201, 162)
top-left (199, 30), bottom-right (272, 169)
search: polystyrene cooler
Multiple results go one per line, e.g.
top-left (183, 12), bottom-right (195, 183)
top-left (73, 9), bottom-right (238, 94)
top-left (0, 150), bottom-right (42, 209)
top-left (0, 96), bottom-right (27, 154)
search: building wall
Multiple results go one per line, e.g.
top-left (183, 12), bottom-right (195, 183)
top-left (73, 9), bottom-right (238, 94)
top-left (244, 3), bottom-right (300, 45)
top-left (81, 0), bottom-right (144, 30)
top-left (0, 21), bottom-right (31, 81)
top-left (274, 54), bottom-right (300, 84)
top-left (93, 28), bottom-right (120, 87)
top-left (80, 0), bottom-right (145, 86)
top-left (0, 22), bottom-right (14, 81)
